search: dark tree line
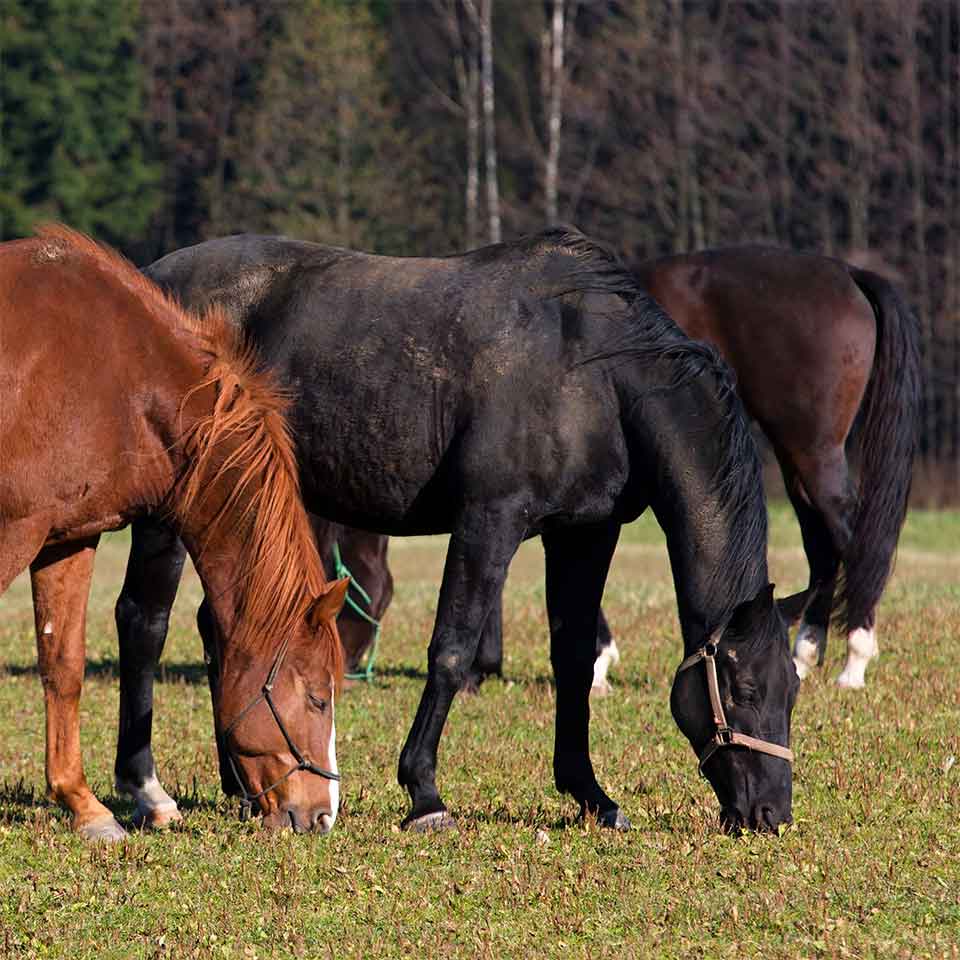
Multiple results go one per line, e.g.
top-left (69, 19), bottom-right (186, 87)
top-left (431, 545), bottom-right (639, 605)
top-left (2, 0), bottom-right (958, 500)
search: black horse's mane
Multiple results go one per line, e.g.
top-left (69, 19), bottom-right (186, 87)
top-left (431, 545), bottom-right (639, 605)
top-left (532, 228), bottom-right (769, 630)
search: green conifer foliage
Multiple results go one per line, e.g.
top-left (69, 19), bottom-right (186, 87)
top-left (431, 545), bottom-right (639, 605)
top-left (1, 0), bottom-right (159, 247)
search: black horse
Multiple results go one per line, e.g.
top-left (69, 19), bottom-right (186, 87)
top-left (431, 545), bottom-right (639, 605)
top-left (470, 246), bottom-right (922, 694)
top-left (114, 229), bottom-right (800, 833)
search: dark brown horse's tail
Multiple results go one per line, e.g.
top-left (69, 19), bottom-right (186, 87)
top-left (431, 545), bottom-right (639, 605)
top-left (838, 267), bottom-right (921, 632)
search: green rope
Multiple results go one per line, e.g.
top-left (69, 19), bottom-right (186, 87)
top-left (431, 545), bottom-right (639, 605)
top-left (332, 540), bottom-right (381, 682)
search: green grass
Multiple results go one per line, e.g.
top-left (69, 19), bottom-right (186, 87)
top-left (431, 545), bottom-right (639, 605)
top-left (1, 506), bottom-right (958, 958)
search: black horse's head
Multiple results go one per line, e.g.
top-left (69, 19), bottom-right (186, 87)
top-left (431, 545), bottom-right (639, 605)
top-left (670, 584), bottom-right (799, 833)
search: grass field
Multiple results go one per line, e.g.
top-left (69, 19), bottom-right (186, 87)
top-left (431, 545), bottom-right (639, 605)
top-left (1, 505), bottom-right (958, 959)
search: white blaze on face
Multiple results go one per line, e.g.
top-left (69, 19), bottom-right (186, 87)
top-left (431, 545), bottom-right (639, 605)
top-left (836, 626), bottom-right (878, 689)
top-left (321, 692), bottom-right (339, 831)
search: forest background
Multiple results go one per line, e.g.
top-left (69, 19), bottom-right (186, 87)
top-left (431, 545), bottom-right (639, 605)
top-left (2, 0), bottom-right (958, 501)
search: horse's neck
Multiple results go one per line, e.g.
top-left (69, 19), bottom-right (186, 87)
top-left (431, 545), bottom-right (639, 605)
top-left (178, 504), bottom-right (247, 661)
top-left (619, 370), bottom-right (768, 648)
top-left (170, 412), bottom-right (267, 666)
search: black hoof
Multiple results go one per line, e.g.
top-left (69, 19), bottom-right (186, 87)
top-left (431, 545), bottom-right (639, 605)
top-left (401, 810), bottom-right (458, 833)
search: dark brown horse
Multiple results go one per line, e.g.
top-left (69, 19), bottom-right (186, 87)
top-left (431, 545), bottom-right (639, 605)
top-left (633, 247), bottom-right (920, 688)
top-left (327, 246), bottom-right (921, 695)
top-left (0, 226), bottom-right (347, 840)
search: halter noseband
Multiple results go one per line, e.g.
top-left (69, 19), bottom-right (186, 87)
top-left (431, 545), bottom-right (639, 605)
top-left (220, 636), bottom-right (340, 818)
top-left (676, 640), bottom-right (794, 775)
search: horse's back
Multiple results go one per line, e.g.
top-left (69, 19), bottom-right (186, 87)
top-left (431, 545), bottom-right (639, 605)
top-left (143, 232), bottom-right (632, 534)
top-left (636, 246), bottom-right (876, 450)
top-left (0, 234), bottom-right (196, 533)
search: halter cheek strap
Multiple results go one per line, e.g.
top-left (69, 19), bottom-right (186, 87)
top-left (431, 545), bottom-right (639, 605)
top-left (221, 636), bottom-right (340, 818)
top-left (676, 642), bottom-right (794, 775)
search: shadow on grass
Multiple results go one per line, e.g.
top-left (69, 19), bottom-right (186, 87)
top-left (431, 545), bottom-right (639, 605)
top-left (2, 658), bottom-right (209, 684)
top-left (364, 663), bottom-right (428, 682)
top-left (0, 776), bottom-right (233, 828)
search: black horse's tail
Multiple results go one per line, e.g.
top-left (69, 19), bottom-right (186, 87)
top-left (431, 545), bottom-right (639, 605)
top-left (837, 268), bottom-right (921, 632)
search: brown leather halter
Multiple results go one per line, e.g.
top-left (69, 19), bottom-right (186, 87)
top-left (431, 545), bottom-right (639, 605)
top-left (220, 637), bottom-right (340, 818)
top-left (676, 641), bottom-right (794, 774)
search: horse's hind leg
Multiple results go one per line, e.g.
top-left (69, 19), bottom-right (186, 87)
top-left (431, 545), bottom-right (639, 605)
top-left (544, 520), bottom-right (628, 829)
top-left (781, 452), bottom-right (859, 680)
top-left (113, 519), bottom-right (187, 827)
top-left (196, 594), bottom-right (241, 796)
top-left (462, 582), bottom-right (504, 693)
top-left (464, 589), bottom-right (621, 696)
top-left (591, 608), bottom-right (620, 696)
top-left (31, 537), bottom-right (126, 841)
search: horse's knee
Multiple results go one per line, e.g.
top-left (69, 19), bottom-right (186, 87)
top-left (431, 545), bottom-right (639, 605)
top-left (433, 648), bottom-right (470, 688)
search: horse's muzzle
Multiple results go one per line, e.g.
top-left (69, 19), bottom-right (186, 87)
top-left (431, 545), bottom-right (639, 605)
top-left (720, 803), bottom-right (791, 834)
top-left (261, 805), bottom-right (335, 834)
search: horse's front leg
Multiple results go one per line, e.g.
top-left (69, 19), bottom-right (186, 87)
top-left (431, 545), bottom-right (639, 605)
top-left (31, 537), bottom-right (126, 841)
top-left (461, 581), bottom-right (504, 693)
top-left (397, 505), bottom-right (525, 831)
top-left (113, 519), bottom-right (187, 827)
top-left (543, 520), bottom-right (629, 829)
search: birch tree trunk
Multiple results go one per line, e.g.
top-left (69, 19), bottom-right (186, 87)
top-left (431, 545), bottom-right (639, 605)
top-left (454, 7), bottom-right (481, 248)
top-left (845, 2), bottom-right (870, 254)
top-left (544, 0), bottom-right (565, 225)
top-left (903, 1), bottom-right (936, 462)
top-left (775, 1), bottom-right (793, 245)
top-left (336, 87), bottom-right (351, 244)
top-left (668, 0), bottom-right (688, 251)
top-left (479, 0), bottom-right (501, 242)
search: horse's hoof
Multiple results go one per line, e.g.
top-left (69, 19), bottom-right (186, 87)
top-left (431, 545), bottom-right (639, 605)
top-left (591, 679), bottom-right (612, 697)
top-left (835, 671), bottom-right (866, 690)
top-left (78, 815), bottom-right (127, 843)
top-left (133, 805), bottom-right (183, 830)
top-left (402, 810), bottom-right (458, 833)
top-left (596, 808), bottom-right (631, 831)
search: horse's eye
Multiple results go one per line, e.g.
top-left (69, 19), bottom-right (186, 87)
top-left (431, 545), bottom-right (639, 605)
top-left (732, 680), bottom-right (759, 705)
top-left (308, 694), bottom-right (328, 713)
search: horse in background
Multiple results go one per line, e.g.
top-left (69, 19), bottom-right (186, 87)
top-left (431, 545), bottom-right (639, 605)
top-left (0, 226), bottom-right (347, 840)
top-left (117, 228), bottom-right (799, 834)
top-left (630, 246), bottom-right (921, 688)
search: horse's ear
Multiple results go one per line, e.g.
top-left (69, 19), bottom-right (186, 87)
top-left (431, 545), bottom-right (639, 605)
top-left (726, 583), bottom-right (776, 638)
top-left (306, 578), bottom-right (350, 629)
top-left (776, 588), bottom-right (812, 627)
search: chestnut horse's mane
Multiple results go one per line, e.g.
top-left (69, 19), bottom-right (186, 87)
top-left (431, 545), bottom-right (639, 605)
top-left (34, 225), bottom-right (343, 681)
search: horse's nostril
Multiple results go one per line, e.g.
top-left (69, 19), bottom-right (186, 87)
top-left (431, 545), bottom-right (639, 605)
top-left (751, 804), bottom-right (784, 833)
top-left (312, 809), bottom-right (334, 834)
top-left (719, 808), bottom-right (745, 835)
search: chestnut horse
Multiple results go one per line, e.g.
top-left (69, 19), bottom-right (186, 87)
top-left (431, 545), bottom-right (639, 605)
top-left (0, 226), bottom-right (347, 841)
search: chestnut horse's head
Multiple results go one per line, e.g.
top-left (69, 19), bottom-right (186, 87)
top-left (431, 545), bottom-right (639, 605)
top-left (215, 579), bottom-right (349, 833)
top-left (167, 307), bottom-right (353, 834)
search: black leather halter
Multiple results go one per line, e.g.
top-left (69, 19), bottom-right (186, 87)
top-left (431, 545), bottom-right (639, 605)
top-left (220, 636), bottom-right (340, 818)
